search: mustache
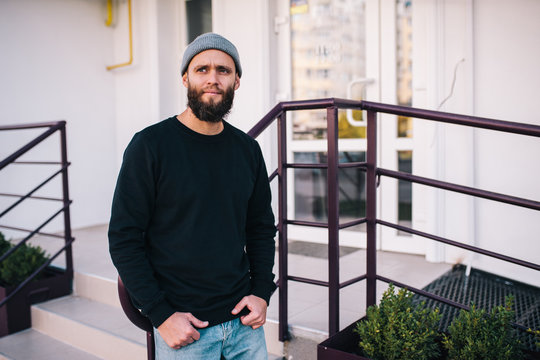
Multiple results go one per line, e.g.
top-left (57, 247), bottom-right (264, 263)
top-left (202, 86), bottom-right (224, 94)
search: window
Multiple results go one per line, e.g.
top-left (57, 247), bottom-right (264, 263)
top-left (294, 151), bottom-right (366, 231)
top-left (185, 0), bottom-right (212, 42)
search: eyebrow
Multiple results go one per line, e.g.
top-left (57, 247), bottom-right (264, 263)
top-left (193, 64), bottom-right (233, 72)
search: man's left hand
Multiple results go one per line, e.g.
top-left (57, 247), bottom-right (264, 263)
top-left (231, 295), bottom-right (267, 329)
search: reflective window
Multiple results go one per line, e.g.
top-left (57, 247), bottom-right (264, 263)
top-left (396, 0), bottom-right (413, 138)
top-left (294, 151), bottom-right (366, 231)
top-left (398, 150), bottom-right (412, 234)
top-left (185, 0), bottom-right (212, 42)
top-left (290, 0), bottom-right (367, 140)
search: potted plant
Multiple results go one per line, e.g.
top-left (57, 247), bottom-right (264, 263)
top-left (318, 284), bottom-right (536, 360)
top-left (318, 284), bottom-right (442, 360)
top-left (442, 297), bottom-right (524, 360)
top-left (0, 231), bottom-right (72, 337)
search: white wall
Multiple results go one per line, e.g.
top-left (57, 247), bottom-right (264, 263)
top-left (471, 0), bottom-right (540, 286)
top-left (0, 0), bottom-right (117, 235)
top-left (414, 0), bottom-right (540, 286)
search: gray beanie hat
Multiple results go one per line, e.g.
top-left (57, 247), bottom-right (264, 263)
top-left (181, 33), bottom-right (242, 78)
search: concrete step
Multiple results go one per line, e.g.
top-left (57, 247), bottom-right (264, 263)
top-left (73, 271), bottom-right (120, 308)
top-left (71, 271), bottom-right (285, 358)
top-left (31, 295), bottom-right (147, 360)
top-left (0, 328), bottom-right (101, 360)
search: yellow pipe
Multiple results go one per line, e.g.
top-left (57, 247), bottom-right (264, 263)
top-left (106, 0), bottom-right (133, 71)
top-left (105, 0), bottom-right (113, 26)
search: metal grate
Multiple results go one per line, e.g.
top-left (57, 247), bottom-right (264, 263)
top-left (412, 264), bottom-right (540, 353)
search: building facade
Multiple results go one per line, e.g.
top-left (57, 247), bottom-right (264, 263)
top-left (1, 0), bottom-right (539, 286)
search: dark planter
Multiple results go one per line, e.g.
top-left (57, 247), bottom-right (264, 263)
top-left (318, 317), bottom-right (448, 360)
top-left (318, 317), bottom-right (368, 360)
top-left (0, 266), bottom-right (72, 337)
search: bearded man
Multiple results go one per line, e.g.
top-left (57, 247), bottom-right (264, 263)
top-left (108, 33), bottom-right (276, 360)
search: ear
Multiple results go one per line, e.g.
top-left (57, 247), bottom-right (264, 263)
top-left (182, 72), bottom-right (188, 88)
top-left (234, 74), bottom-right (240, 91)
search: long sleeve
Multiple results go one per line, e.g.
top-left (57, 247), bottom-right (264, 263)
top-left (245, 143), bottom-right (277, 304)
top-left (108, 133), bottom-right (175, 327)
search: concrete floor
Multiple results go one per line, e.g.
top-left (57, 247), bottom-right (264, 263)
top-left (34, 224), bottom-right (451, 335)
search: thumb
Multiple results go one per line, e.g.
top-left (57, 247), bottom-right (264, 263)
top-left (188, 314), bottom-right (209, 328)
top-left (231, 297), bottom-right (248, 315)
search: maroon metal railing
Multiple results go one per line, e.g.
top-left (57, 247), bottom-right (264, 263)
top-left (0, 121), bottom-right (74, 308)
top-left (248, 98), bottom-right (540, 341)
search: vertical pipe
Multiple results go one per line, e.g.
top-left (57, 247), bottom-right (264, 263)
top-left (277, 112), bottom-right (290, 341)
top-left (327, 106), bottom-right (340, 335)
top-left (60, 124), bottom-right (73, 279)
top-left (366, 110), bottom-right (377, 307)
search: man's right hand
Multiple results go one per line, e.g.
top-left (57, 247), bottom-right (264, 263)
top-left (157, 312), bottom-right (209, 349)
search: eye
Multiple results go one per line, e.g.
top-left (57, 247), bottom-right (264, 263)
top-left (218, 66), bottom-right (232, 74)
top-left (196, 66), bottom-right (207, 73)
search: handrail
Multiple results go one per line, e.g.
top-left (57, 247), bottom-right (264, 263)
top-left (361, 100), bottom-right (540, 137)
top-left (0, 121), bottom-right (73, 310)
top-left (249, 98), bottom-right (540, 341)
top-left (0, 122), bottom-right (65, 171)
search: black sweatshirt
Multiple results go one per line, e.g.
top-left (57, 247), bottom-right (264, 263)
top-left (108, 117), bottom-right (276, 328)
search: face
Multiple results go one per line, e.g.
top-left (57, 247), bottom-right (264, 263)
top-left (183, 49), bottom-right (240, 122)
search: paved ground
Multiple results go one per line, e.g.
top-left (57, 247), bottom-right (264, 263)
top-left (35, 224), bottom-right (451, 334)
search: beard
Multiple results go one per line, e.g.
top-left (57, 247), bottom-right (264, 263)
top-left (187, 83), bottom-right (235, 123)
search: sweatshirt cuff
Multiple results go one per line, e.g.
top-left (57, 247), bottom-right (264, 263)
top-left (251, 280), bottom-right (277, 305)
top-left (146, 300), bottom-right (177, 328)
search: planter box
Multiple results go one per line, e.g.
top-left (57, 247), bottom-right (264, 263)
top-left (318, 318), bottom-right (368, 360)
top-left (0, 266), bottom-right (72, 337)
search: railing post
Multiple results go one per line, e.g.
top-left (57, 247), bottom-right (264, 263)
top-left (277, 112), bottom-right (290, 341)
top-left (60, 124), bottom-right (74, 279)
top-left (327, 106), bottom-right (340, 335)
top-left (366, 110), bottom-right (377, 307)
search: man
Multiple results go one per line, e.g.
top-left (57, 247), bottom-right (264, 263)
top-left (109, 33), bottom-right (276, 360)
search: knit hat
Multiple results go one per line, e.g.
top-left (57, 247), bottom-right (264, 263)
top-left (181, 33), bottom-right (242, 78)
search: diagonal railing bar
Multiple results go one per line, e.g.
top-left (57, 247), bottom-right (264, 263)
top-left (11, 161), bottom-right (63, 165)
top-left (0, 166), bottom-right (67, 218)
top-left (0, 204), bottom-right (70, 263)
top-left (377, 219), bottom-right (540, 271)
top-left (339, 218), bottom-right (367, 230)
top-left (287, 163), bottom-right (328, 169)
top-left (268, 169), bottom-right (278, 182)
top-left (0, 122), bottom-right (65, 172)
top-left (339, 161), bottom-right (367, 169)
top-left (375, 274), bottom-right (530, 332)
top-left (288, 275), bottom-right (329, 287)
top-left (378, 168), bottom-right (540, 211)
top-left (0, 193), bottom-right (63, 202)
top-left (286, 219), bottom-right (328, 228)
top-left (0, 225), bottom-right (65, 239)
top-left (339, 274), bottom-right (367, 289)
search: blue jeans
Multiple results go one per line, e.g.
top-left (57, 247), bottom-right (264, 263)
top-left (154, 318), bottom-right (268, 360)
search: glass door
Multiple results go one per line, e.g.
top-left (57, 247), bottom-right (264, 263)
top-left (277, 0), bottom-right (425, 254)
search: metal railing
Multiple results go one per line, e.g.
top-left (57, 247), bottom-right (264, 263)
top-left (0, 121), bottom-right (73, 308)
top-left (248, 98), bottom-right (540, 341)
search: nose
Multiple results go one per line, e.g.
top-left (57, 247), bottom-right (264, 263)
top-left (206, 69), bottom-right (219, 85)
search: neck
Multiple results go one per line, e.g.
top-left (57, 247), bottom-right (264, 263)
top-left (177, 109), bottom-right (224, 135)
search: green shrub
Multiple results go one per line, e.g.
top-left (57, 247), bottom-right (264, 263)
top-left (442, 297), bottom-right (524, 360)
top-left (0, 232), bottom-right (10, 256)
top-left (528, 328), bottom-right (540, 350)
top-left (0, 232), bottom-right (48, 287)
top-left (354, 283), bottom-right (441, 360)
